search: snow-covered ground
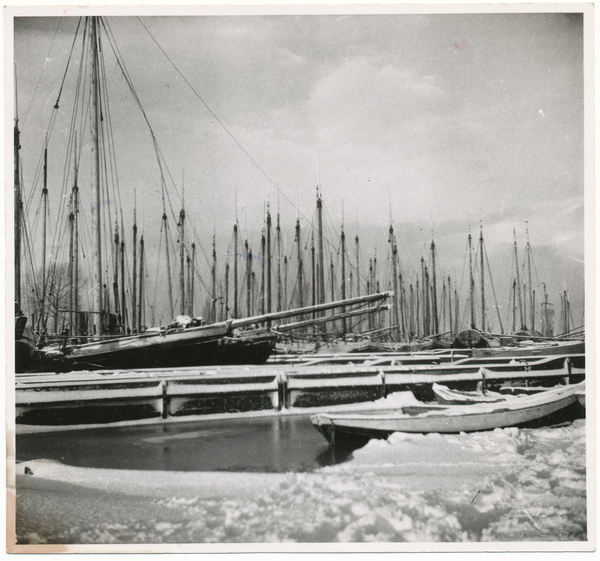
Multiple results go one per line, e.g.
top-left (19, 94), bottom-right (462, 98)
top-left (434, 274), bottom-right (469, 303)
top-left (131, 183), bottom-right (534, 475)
top-left (12, 407), bottom-right (588, 548)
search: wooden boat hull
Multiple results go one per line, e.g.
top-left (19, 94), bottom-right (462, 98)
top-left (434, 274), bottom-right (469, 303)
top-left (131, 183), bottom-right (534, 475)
top-left (472, 340), bottom-right (585, 358)
top-left (311, 382), bottom-right (584, 448)
top-left (32, 294), bottom-right (393, 373)
top-left (15, 317), bottom-right (39, 373)
top-left (37, 323), bottom-right (275, 372)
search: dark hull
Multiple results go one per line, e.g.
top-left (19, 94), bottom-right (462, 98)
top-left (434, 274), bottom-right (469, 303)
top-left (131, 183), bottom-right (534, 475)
top-left (15, 320), bottom-right (38, 374)
top-left (15, 340), bottom-right (37, 373)
top-left (39, 327), bottom-right (277, 372)
top-left (208, 336), bottom-right (277, 366)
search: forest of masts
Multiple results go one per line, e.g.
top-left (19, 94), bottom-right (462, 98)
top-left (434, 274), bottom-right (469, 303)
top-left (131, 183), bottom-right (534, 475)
top-left (16, 156), bottom-right (577, 343)
top-left (13, 17), bottom-right (580, 345)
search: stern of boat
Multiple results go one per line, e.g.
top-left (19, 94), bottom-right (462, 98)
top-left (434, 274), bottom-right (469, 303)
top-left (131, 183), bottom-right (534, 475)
top-left (310, 414), bottom-right (372, 450)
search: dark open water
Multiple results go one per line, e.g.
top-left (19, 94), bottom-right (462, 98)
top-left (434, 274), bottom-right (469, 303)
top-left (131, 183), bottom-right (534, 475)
top-left (16, 415), bottom-right (354, 472)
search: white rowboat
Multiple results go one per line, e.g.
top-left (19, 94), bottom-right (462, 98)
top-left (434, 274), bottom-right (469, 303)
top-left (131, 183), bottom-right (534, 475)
top-left (311, 381), bottom-right (584, 448)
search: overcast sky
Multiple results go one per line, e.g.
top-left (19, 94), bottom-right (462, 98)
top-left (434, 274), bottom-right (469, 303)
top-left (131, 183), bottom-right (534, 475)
top-left (10, 7), bottom-right (587, 328)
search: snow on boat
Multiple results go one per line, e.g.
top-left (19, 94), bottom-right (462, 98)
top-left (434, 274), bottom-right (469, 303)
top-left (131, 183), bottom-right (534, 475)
top-left (311, 381), bottom-right (585, 448)
top-left (431, 382), bottom-right (508, 405)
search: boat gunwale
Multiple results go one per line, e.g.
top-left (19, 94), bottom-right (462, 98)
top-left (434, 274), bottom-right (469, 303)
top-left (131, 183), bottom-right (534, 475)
top-left (310, 381), bottom-right (584, 423)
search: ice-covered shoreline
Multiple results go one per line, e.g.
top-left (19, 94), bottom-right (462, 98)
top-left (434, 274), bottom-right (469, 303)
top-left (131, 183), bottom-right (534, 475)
top-left (11, 417), bottom-right (588, 548)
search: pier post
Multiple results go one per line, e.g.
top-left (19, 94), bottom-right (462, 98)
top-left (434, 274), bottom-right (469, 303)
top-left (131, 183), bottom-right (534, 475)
top-left (161, 380), bottom-right (168, 419)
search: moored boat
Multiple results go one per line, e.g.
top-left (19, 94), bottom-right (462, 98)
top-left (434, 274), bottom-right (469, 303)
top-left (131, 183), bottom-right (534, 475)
top-left (35, 292), bottom-right (391, 372)
top-left (15, 316), bottom-right (40, 373)
top-left (311, 381), bottom-right (585, 448)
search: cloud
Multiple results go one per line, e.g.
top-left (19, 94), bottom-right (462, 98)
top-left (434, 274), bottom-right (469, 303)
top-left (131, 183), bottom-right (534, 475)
top-left (306, 57), bottom-right (444, 149)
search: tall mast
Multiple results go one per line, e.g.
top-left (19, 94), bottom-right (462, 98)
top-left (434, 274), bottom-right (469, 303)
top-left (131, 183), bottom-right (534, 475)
top-left (120, 238), bottom-right (125, 329)
top-left (113, 221), bottom-right (121, 317)
top-left (311, 232), bottom-right (316, 319)
top-left (430, 239), bottom-right (439, 334)
top-left (329, 254), bottom-right (335, 330)
top-left (190, 242), bottom-right (196, 316)
top-left (260, 231), bottom-right (265, 315)
top-left (514, 231), bottom-right (525, 330)
top-left (389, 225), bottom-right (400, 341)
top-left (179, 205), bottom-right (186, 315)
top-left (441, 279), bottom-right (446, 333)
top-left (447, 274), bottom-right (453, 338)
top-left (186, 254), bottom-right (192, 316)
top-left (375, 255), bottom-right (380, 293)
top-left (399, 272), bottom-right (406, 336)
top-left (14, 75), bottom-right (22, 314)
top-left (420, 256), bottom-right (426, 334)
top-left (233, 224), bottom-right (239, 318)
top-left (355, 233), bottom-right (360, 298)
top-left (132, 206), bottom-right (137, 331)
top-left (468, 232), bottom-right (475, 329)
top-left (283, 255), bottom-right (288, 311)
top-left (137, 235), bottom-right (144, 331)
top-left (479, 224), bottom-right (485, 332)
top-left (113, 223), bottom-right (120, 321)
top-left (512, 279), bottom-right (517, 333)
top-left (266, 205), bottom-right (272, 314)
top-left (541, 283), bottom-right (552, 337)
top-left (41, 143), bottom-right (48, 330)
top-left (276, 213), bottom-right (282, 312)
top-left (68, 198), bottom-right (75, 333)
top-left (532, 289), bottom-right (536, 332)
top-left (415, 278), bottom-right (420, 337)
top-left (317, 189), bottom-right (325, 306)
top-left (212, 234), bottom-right (217, 322)
top-left (90, 17), bottom-right (103, 335)
top-left (409, 283), bottom-right (415, 338)
top-left (295, 218), bottom-right (303, 308)
top-left (340, 224), bottom-right (347, 334)
top-left (424, 262), bottom-right (430, 335)
top-left (454, 288), bottom-right (460, 334)
top-left (73, 135), bottom-right (79, 335)
top-left (162, 210), bottom-right (174, 320)
top-left (225, 261), bottom-right (230, 320)
top-left (564, 289), bottom-right (569, 333)
top-left (246, 239), bottom-right (252, 317)
top-left (368, 258), bottom-right (373, 330)
top-left (526, 224), bottom-right (533, 331)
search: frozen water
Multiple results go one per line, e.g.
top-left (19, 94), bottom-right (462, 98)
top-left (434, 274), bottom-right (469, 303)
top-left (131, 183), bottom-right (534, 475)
top-left (15, 418), bottom-right (587, 544)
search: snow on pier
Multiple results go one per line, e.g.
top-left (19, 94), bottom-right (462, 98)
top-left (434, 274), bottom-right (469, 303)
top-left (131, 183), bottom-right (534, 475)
top-left (15, 353), bottom-right (584, 431)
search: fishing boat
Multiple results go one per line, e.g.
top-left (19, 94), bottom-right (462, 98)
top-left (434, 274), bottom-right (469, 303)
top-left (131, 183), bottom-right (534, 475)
top-left (14, 17), bottom-right (584, 375)
top-left (13, 16), bottom-right (392, 373)
top-left (310, 381), bottom-right (584, 448)
top-left (37, 292), bottom-right (392, 372)
top-left (13, 72), bottom-right (39, 373)
top-left (472, 337), bottom-right (585, 358)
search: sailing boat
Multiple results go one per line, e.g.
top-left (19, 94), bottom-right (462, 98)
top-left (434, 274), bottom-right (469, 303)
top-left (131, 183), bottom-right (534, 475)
top-left (15, 17), bottom-right (393, 372)
top-left (451, 227), bottom-right (584, 358)
top-left (40, 292), bottom-right (392, 371)
top-left (14, 72), bottom-right (40, 373)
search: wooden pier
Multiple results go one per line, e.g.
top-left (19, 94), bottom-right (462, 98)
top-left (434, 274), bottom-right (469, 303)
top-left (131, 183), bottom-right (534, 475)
top-left (15, 353), bottom-right (584, 431)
